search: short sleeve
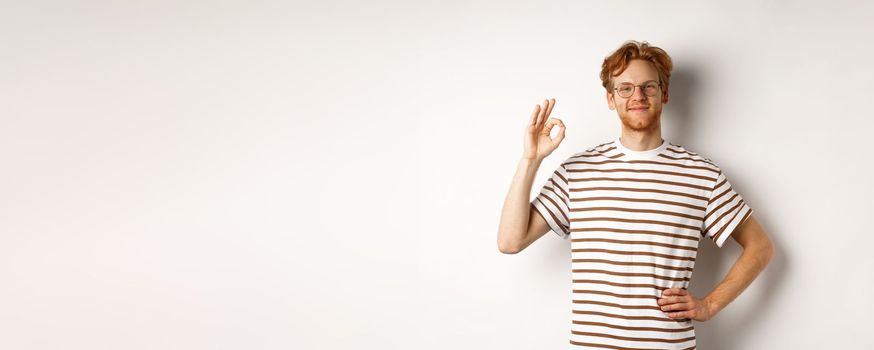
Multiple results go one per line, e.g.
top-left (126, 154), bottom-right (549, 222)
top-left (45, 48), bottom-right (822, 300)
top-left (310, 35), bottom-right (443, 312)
top-left (530, 160), bottom-right (571, 240)
top-left (702, 170), bottom-right (754, 248)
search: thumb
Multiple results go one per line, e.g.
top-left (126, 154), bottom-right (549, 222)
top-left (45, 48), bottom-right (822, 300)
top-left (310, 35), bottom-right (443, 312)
top-left (553, 120), bottom-right (566, 146)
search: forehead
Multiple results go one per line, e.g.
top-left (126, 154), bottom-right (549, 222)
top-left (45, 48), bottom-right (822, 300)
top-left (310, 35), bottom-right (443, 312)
top-left (613, 59), bottom-right (659, 83)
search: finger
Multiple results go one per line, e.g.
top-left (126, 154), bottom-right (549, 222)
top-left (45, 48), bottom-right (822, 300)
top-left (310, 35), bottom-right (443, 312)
top-left (553, 119), bottom-right (565, 145)
top-left (658, 296), bottom-right (686, 305)
top-left (662, 288), bottom-right (687, 297)
top-left (536, 100), bottom-right (547, 128)
top-left (543, 119), bottom-right (563, 138)
top-left (541, 118), bottom-right (558, 136)
top-left (545, 98), bottom-right (556, 119)
top-left (662, 302), bottom-right (691, 312)
top-left (529, 105), bottom-right (540, 127)
top-left (666, 311), bottom-right (689, 319)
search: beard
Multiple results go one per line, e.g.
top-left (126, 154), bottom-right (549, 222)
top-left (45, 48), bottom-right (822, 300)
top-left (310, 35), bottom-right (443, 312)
top-left (619, 108), bottom-right (661, 132)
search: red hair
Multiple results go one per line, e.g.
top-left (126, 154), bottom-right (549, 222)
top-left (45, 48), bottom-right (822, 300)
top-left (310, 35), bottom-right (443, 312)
top-left (600, 40), bottom-right (673, 97)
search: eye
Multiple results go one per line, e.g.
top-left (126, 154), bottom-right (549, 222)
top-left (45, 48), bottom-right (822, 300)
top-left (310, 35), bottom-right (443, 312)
top-left (618, 84), bottom-right (633, 93)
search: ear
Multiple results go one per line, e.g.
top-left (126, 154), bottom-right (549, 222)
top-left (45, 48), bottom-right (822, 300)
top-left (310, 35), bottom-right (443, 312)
top-left (607, 90), bottom-right (616, 110)
top-left (662, 89), bottom-right (669, 104)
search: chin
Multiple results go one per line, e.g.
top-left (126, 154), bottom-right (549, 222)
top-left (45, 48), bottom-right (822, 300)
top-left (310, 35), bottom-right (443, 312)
top-left (620, 114), bottom-right (659, 132)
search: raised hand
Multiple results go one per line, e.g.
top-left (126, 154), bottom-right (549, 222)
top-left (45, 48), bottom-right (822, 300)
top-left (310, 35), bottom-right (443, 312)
top-left (523, 98), bottom-right (565, 161)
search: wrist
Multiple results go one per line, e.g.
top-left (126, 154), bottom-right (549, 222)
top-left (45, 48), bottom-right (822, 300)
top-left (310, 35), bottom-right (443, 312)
top-left (704, 297), bottom-right (722, 316)
top-left (520, 156), bottom-right (544, 166)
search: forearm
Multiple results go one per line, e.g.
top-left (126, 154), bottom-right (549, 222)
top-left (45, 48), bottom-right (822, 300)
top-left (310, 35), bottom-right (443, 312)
top-left (704, 244), bottom-right (773, 316)
top-left (497, 157), bottom-right (542, 250)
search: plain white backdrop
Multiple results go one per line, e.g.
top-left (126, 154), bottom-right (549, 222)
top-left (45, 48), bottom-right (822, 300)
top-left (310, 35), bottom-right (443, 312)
top-left (1, 0), bottom-right (872, 349)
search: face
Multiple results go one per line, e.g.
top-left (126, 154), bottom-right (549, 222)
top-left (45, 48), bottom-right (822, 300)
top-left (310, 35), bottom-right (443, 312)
top-left (606, 59), bottom-right (669, 132)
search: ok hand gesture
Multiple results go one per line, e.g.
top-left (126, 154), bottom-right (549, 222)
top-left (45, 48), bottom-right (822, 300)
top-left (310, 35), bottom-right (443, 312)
top-left (523, 98), bottom-right (565, 161)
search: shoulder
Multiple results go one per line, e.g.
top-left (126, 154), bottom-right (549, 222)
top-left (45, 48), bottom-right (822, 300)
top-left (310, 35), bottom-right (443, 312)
top-left (564, 140), bottom-right (620, 163)
top-left (664, 141), bottom-right (722, 173)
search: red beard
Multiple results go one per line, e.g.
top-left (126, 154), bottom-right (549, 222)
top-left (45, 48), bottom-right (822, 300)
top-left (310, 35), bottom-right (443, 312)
top-left (619, 109), bottom-right (660, 132)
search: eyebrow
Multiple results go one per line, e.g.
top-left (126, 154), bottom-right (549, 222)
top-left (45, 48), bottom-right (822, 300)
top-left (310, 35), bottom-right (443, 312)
top-left (617, 79), bottom-right (659, 84)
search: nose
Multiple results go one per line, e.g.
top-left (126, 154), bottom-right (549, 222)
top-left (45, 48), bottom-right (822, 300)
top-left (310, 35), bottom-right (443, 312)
top-left (631, 85), bottom-right (647, 101)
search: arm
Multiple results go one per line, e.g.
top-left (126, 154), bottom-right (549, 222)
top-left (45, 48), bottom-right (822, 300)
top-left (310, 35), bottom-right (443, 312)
top-left (658, 214), bottom-right (775, 321)
top-left (497, 98), bottom-right (565, 254)
top-left (702, 214), bottom-right (775, 315)
top-left (496, 158), bottom-right (552, 254)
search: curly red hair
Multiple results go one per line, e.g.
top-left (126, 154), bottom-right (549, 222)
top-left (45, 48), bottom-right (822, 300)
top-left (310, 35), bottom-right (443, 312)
top-left (600, 40), bottom-right (673, 98)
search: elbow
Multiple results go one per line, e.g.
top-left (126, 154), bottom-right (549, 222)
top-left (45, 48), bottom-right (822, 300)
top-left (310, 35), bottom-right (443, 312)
top-left (756, 240), bottom-right (775, 266)
top-left (763, 242), bottom-right (775, 264)
top-left (497, 237), bottom-right (521, 254)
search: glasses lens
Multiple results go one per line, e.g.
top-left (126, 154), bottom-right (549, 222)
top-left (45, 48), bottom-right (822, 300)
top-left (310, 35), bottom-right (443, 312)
top-left (643, 82), bottom-right (659, 96)
top-left (617, 83), bottom-right (634, 98)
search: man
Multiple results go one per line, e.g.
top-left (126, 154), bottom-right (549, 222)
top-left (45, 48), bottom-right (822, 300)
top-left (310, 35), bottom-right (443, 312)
top-left (496, 40), bottom-right (774, 349)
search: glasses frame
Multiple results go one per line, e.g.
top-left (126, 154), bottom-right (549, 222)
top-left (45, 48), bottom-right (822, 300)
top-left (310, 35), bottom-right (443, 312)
top-left (612, 80), bottom-right (662, 99)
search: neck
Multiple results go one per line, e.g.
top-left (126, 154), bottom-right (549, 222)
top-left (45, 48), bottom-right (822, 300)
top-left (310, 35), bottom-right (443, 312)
top-left (619, 128), bottom-right (663, 151)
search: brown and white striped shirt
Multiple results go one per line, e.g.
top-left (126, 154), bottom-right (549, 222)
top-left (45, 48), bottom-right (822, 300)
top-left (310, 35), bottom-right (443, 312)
top-left (531, 137), bottom-right (753, 350)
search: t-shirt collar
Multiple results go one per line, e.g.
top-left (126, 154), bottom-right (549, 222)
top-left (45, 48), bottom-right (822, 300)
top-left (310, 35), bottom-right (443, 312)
top-left (614, 136), bottom-right (669, 160)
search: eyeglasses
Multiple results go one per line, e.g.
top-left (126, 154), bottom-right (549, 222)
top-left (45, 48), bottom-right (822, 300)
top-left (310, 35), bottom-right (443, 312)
top-left (613, 80), bottom-right (661, 99)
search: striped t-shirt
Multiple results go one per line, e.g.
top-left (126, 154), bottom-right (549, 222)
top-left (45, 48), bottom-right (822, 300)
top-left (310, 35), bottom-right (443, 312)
top-left (531, 137), bottom-right (753, 350)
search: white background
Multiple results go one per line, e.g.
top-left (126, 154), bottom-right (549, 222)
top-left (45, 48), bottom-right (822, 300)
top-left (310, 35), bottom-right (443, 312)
top-left (2, 1), bottom-right (872, 349)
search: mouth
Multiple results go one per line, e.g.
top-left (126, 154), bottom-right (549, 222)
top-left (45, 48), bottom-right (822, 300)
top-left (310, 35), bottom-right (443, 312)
top-left (628, 106), bottom-right (649, 112)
